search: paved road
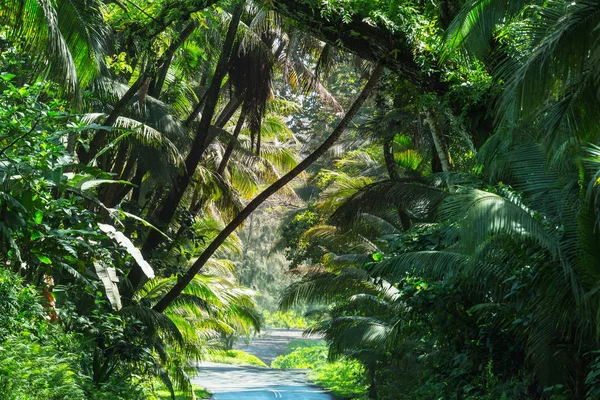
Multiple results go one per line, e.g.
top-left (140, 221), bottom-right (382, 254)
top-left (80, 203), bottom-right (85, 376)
top-left (192, 363), bottom-right (332, 399)
top-left (235, 329), bottom-right (315, 365)
top-left (192, 329), bottom-right (332, 399)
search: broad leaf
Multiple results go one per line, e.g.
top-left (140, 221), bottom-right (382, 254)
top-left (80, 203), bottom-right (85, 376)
top-left (93, 260), bottom-right (122, 310)
top-left (98, 223), bottom-right (155, 279)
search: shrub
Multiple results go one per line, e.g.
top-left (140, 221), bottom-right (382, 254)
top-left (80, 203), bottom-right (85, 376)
top-left (263, 310), bottom-right (308, 329)
top-left (0, 337), bottom-right (87, 400)
top-left (272, 340), bottom-right (367, 398)
top-left (208, 349), bottom-right (268, 367)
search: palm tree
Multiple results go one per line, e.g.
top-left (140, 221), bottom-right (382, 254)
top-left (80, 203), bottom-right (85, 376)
top-left (280, 264), bottom-right (400, 399)
top-left (151, 63), bottom-right (384, 313)
top-left (445, 0), bottom-right (600, 150)
top-left (92, 262), bottom-right (262, 399)
top-left (287, 128), bottom-right (600, 396)
top-left (0, 0), bottom-right (109, 97)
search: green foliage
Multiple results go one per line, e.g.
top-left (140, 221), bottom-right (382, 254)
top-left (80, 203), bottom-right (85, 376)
top-left (0, 337), bottom-right (87, 400)
top-left (279, 208), bottom-right (324, 268)
top-left (207, 349), bottom-right (267, 367)
top-left (272, 340), bottom-right (367, 398)
top-left (263, 310), bottom-right (308, 329)
top-left (0, 269), bottom-right (43, 340)
top-left (6, 0), bottom-right (600, 399)
top-left (0, 50), bottom-right (258, 399)
top-left (232, 208), bottom-right (298, 311)
top-left (0, 268), bottom-right (149, 400)
top-left (0, 269), bottom-right (84, 399)
top-left (150, 382), bottom-right (210, 400)
top-left (309, 361), bottom-right (368, 399)
top-left (271, 342), bottom-right (327, 369)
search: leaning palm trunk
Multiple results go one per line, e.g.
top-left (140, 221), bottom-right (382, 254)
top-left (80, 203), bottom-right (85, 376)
top-left (151, 63), bottom-right (385, 313)
top-left (217, 108), bottom-right (247, 175)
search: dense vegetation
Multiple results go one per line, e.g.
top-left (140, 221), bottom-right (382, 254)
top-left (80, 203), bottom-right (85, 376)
top-left (2, 0), bottom-right (600, 399)
top-left (272, 339), bottom-right (367, 398)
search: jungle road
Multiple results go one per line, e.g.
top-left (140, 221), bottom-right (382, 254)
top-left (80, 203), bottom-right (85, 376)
top-left (192, 329), bottom-right (333, 400)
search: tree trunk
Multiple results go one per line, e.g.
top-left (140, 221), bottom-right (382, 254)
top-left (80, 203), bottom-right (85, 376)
top-left (383, 136), bottom-right (399, 180)
top-left (130, 166), bottom-right (146, 204)
top-left (132, 1), bottom-right (245, 290)
top-left (214, 95), bottom-right (243, 128)
top-left (368, 366), bottom-right (377, 399)
top-left (109, 158), bottom-right (138, 207)
top-left (100, 143), bottom-right (129, 206)
top-left (184, 86), bottom-right (211, 126)
top-left (217, 108), bottom-right (247, 175)
top-left (425, 108), bottom-right (451, 173)
top-left (152, 64), bottom-right (384, 313)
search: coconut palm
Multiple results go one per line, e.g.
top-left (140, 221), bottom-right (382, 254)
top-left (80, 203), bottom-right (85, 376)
top-left (0, 0), bottom-right (108, 96)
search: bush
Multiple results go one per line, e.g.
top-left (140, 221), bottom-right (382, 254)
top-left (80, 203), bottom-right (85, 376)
top-left (309, 360), bottom-right (367, 399)
top-left (208, 349), bottom-right (267, 367)
top-left (149, 382), bottom-right (210, 400)
top-left (0, 270), bottom-right (86, 399)
top-left (272, 345), bottom-right (327, 369)
top-left (0, 269), bottom-right (151, 400)
top-left (263, 310), bottom-right (308, 329)
top-left (271, 340), bottom-right (367, 399)
top-left (0, 336), bottom-right (87, 400)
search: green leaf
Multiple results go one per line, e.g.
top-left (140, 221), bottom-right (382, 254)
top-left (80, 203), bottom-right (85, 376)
top-left (36, 254), bottom-right (52, 264)
top-left (108, 209), bottom-right (171, 241)
top-left (98, 223), bottom-right (155, 279)
top-left (34, 210), bottom-right (43, 224)
top-left (372, 252), bottom-right (384, 262)
top-left (0, 72), bottom-right (15, 81)
top-left (79, 179), bottom-right (133, 192)
top-left (93, 260), bottom-right (122, 310)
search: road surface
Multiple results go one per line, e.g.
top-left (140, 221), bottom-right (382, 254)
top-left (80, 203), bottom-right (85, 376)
top-left (192, 329), bottom-right (332, 399)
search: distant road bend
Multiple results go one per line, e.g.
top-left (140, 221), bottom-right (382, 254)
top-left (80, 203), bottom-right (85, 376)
top-left (192, 329), bottom-right (333, 400)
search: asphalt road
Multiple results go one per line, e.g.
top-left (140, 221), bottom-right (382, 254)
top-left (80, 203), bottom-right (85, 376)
top-left (192, 329), bottom-right (333, 400)
top-left (192, 363), bottom-right (333, 399)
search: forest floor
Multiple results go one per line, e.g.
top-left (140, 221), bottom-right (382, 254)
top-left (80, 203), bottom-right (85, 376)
top-left (192, 329), bottom-right (333, 399)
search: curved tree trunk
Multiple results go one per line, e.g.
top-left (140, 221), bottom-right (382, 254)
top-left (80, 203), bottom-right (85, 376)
top-left (152, 64), bottom-right (384, 313)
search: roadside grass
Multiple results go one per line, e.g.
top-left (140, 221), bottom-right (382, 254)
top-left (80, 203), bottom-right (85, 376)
top-left (288, 338), bottom-right (326, 351)
top-left (271, 339), bottom-right (368, 399)
top-left (150, 383), bottom-right (210, 399)
top-left (208, 349), bottom-right (268, 367)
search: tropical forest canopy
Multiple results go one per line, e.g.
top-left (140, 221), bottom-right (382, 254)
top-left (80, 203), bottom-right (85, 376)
top-left (1, 0), bottom-right (600, 399)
